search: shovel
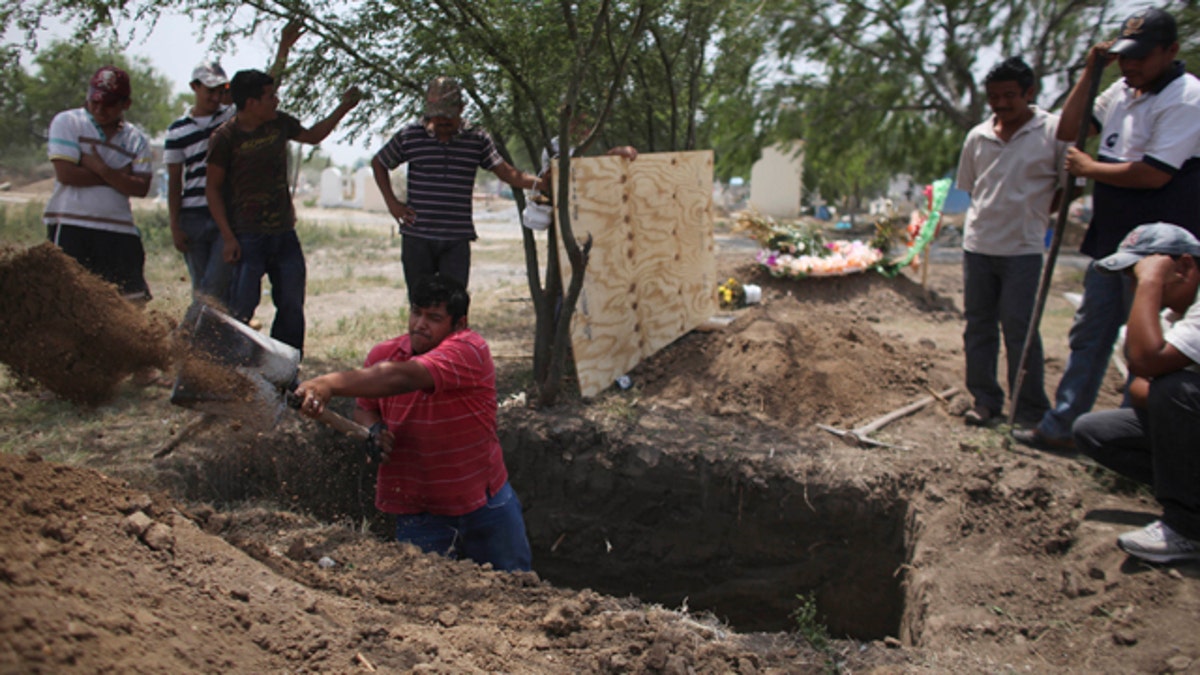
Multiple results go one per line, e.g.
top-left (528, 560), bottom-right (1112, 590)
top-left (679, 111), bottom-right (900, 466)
top-left (166, 302), bottom-right (369, 443)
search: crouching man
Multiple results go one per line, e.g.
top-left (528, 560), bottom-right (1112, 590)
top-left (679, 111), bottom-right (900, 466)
top-left (1074, 223), bottom-right (1200, 563)
top-left (295, 275), bottom-right (532, 571)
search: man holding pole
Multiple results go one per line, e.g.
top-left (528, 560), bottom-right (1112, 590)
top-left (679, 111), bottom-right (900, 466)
top-left (1014, 7), bottom-right (1200, 450)
top-left (955, 57), bottom-right (1063, 427)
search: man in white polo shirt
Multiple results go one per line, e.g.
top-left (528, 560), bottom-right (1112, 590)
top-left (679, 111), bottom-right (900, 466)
top-left (955, 57), bottom-right (1066, 427)
top-left (44, 65), bottom-right (153, 301)
top-left (1015, 7), bottom-right (1200, 451)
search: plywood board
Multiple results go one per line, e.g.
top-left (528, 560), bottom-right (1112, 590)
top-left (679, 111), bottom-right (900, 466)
top-left (556, 150), bottom-right (716, 397)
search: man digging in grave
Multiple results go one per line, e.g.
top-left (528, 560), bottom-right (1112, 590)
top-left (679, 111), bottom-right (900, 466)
top-left (294, 275), bottom-right (532, 572)
top-left (1073, 223), bottom-right (1200, 563)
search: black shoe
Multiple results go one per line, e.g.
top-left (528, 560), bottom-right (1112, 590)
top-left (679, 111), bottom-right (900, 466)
top-left (964, 405), bottom-right (996, 427)
top-left (1011, 427), bottom-right (1076, 452)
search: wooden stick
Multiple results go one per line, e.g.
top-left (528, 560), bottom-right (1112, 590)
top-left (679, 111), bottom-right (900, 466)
top-left (817, 387), bottom-right (959, 449)
top-left (153, 414), bottom-right (219, 459)
top-left (1007, 64), bottom-right (1105, 426)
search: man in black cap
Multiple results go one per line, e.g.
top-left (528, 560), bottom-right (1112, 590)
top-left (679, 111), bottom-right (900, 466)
top-left (371, 76), bottom-right (545, 291)
top-left (1014, 7), bottom-right (1200, 451)
top-left (1073, 223), bottom-right (1200, 563)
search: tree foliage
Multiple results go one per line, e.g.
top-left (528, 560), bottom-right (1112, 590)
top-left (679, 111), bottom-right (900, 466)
top-left (765, 0), bottom-right (1119, 199)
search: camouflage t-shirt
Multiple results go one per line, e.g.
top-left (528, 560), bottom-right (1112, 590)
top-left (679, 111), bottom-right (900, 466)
top-left (206, 113), bottom-right (302, 235)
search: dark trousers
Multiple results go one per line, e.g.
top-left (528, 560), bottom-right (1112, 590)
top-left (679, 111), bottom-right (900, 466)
top-left (962, 251), bottom-right (1050, 421)
top-left (229, 230), bottom-right (307, 352)
top-left (401, 235), bottom-right (471, 292)
top-left (1073, 370), bottom-right (1200, 541)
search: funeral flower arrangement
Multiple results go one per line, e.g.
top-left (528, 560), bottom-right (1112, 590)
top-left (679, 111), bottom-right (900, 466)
top-left (733, 211), bottom-right (884, 278)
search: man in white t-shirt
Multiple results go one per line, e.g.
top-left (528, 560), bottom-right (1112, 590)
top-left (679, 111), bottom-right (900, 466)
top-left (44, 65), bottom-right (153, 301)
top-left (1074, 223), bottom-right (1200, 563)
top-left (955, 57), bottom-right (1066, 427)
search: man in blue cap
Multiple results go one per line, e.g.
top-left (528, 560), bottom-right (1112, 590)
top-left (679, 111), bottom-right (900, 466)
top-left (1074, 223), bottom-right (1200, 563)
top-left (1015, 7), bottom-right (1200, 450)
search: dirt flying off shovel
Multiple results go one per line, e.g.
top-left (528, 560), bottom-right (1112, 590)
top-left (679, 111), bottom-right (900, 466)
top-left (168, 302), bottom-right (369, 441)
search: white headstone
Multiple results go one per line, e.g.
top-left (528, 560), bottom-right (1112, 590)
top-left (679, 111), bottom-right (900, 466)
top-left (318, 167), bottom-right (344, 208)
top-left (749, 142), bottom-right (805, 219)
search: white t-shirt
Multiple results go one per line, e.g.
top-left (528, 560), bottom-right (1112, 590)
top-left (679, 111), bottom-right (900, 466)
top-left (1164, 302), bottom-right (1200, 373)
top-left (43, 108), bottom-right (152, 235)
top-left (956, 107), bottom-right (1067, 256)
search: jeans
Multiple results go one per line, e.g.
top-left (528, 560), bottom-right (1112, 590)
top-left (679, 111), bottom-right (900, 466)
top-left (229, 230), bottom-right (307, 352)
top-left (180, 210), bottom-right (233, 302)
top-left (962, 251), bottom-right (1050, 421)
top-left (401, 235), bottom-right (472, 291)
top-left (393, 482), bottom-right (532, 572)
top-left (1073, 371), bottom-right (1200, 541)
top-left (1039, 262), bottom-right (1133, 439)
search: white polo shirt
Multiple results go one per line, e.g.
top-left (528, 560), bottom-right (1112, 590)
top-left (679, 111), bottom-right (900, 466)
top-left (43, 107), bottom-right (152, 235)
top-left (956, 107), bottom-right (1067, 256)
top-left (1084, 65), bottom-right (1200, 258)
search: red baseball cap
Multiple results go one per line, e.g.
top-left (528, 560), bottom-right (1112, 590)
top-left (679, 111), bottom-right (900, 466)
top-left (88, 66), bottom-right (132, 105)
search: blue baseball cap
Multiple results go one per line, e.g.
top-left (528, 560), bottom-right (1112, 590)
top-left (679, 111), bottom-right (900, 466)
top-left (1096, 222), bottom-right (1200, 272)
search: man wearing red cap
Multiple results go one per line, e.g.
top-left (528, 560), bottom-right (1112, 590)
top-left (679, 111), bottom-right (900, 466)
top-left (44, 65), bottom-right (153, 301)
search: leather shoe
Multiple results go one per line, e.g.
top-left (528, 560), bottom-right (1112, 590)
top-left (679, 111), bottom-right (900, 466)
top-left (964, 405), bottom-right (995, 427)
top-left (1011, 427), bottom-right (1075, 452)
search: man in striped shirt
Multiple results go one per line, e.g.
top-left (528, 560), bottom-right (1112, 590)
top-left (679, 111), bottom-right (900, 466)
top-left (163, 62), bottom-right (236, 300)
top-left (295, 275), bottom-right (532, 571)
top-left (372, 76), bottom-right (545, 290)
top-left (165, 22), bottom-right (302, 302)
top-left (44, 65), bottom-right (153, 302)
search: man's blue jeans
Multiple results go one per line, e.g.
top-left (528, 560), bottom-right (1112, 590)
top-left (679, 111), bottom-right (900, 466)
top-left (229, 230), bottom-right (307, 352)
top-left (1039, 262), bottom-right (1133, 439)
top-left (393, 482), bottom-right (532, 572)
top-left (1073, 371), bottom-right (1200, 541)
top-left (180, 210), bottom-right (233, 302)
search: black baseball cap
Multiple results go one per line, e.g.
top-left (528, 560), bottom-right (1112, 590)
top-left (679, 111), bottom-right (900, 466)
top-left (1109, 8), bottom-right (1177, 59)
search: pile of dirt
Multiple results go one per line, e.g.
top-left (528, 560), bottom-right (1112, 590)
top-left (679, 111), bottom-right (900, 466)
top-left (0, 243), bottom-right (174, 405)
top-left (633, 273), bottom-right (953, 429)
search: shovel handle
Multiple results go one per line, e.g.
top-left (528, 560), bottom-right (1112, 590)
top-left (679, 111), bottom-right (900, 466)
top-left (312, 408), bottom-right (371, 441)
top-left (285, 390), bottom-right (370, 440)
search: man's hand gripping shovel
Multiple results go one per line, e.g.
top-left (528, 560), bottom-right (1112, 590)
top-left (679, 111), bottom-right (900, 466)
top-left (158, 302), bottom-right (373, 457)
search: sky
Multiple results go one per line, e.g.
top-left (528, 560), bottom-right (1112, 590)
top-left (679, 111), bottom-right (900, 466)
top-left (23, 12), bottom-right (371, 166)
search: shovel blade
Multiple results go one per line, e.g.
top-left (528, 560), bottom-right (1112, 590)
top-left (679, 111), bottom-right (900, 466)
top-left (169, 302), bottom-right (301, 431)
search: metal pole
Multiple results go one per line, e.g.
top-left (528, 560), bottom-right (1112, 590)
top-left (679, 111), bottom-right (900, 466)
top-left (1006, 65), bottom-right (1106, 426)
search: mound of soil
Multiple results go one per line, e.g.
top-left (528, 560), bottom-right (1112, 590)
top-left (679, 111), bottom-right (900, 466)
top-left (0, 244), bottom-right (173, 405)
top-left (632, 266), bottom-right (958, 429)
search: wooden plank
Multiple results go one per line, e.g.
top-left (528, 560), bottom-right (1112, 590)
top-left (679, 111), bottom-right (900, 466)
top-left (557, 150), bottom-right (716, 397)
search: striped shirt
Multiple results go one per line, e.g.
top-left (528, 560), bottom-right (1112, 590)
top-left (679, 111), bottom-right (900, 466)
top-left (163, 105), bottom-right (236, 213)
top-left (357, 330), bottom-right (508, 516)
top-left (374, 122), bottom-right (503, 241)
top-left (43, 108), bottom-right (152, 235)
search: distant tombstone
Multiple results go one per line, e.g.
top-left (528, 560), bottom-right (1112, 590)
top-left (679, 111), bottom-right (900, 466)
top-left (749, 142), bottom-right (804, 219)
top-left (358, 167), bottom-right (387, 212)
top-left (318, 167), bottom-right (343, 207)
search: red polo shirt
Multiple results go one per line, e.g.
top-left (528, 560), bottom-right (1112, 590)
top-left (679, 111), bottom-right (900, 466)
top-left (356, 330), bottom-right (508, 516)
